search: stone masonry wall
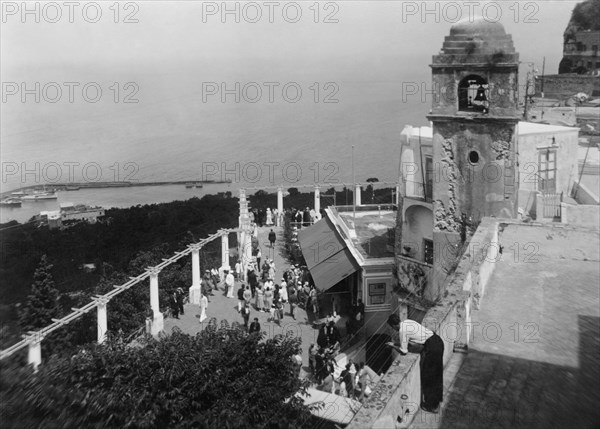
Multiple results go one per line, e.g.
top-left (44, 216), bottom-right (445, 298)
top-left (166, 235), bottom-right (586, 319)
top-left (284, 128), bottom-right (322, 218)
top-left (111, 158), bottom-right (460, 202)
top-left (347, 218), bottom-right (502, 428)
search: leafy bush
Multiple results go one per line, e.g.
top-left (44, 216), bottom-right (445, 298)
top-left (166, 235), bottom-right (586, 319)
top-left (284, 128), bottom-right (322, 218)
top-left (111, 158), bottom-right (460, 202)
top-left (0, 324), bottom-right (314, 428)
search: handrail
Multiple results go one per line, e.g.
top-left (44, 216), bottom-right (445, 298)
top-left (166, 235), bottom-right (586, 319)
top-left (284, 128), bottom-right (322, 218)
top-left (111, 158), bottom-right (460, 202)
top-left (238, 182), bottom-right (401, 191)
top-left (0, 228), bottom-right (240, 361)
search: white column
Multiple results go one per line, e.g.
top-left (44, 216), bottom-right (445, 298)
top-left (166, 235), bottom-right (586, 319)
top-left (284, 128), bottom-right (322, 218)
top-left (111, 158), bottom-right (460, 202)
top-left (244, 227), bottom-right (253, 273)
top-left (277, 187), bottom-right (284, 213)
top-left (314, 185), bottom-right (321, 214)
top-left (239, 230), bottom-right (248, 281)
top-left (396, 183), bottom-right (401, 206)
top-left (221, 231), bottom-right (230, 270)
top-left (355, 184), bottom-right (362, 206)
top-left (148, 268), bottom-right (163, 335)
top-left (239, 188), bottom-right (249, 229)
top-left (189, 245), bottom-right (202, 305)
top-left (27, 333), bottom-right (43, 371)
top-left (95, 297), bottom-right (109, 344)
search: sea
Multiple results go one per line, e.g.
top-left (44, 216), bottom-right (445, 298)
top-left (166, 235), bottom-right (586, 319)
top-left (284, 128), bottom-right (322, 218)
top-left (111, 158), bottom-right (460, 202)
top-left (1, 79), bottom-right (430, 224)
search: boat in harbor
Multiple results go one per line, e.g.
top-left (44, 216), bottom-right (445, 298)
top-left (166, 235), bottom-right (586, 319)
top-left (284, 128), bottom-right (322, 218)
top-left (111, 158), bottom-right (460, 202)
top-left (185, 183), bottom-right (194, 188)
top-left (21, 192), bottom-right (58, 201)
top-left (65, 185), bottom-right (80, 191)
top-left (195, 183), bottom-right (203, 188)
top-left (0, 198), bottom-right (22, 207)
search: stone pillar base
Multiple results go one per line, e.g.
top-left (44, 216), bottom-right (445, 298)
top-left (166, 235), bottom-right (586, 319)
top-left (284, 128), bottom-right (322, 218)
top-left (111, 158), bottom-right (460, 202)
top-left (151, 312), bottom-right (164, 336)
top-left (189, 285), bottom-right (201, 305)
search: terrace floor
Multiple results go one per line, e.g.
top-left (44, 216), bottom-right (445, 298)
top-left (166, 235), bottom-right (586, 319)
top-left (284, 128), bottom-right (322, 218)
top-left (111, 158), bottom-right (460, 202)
top-left (163, 224), bottom-right (364, 382)
top-left (411, 223), bottom-right (600, 429)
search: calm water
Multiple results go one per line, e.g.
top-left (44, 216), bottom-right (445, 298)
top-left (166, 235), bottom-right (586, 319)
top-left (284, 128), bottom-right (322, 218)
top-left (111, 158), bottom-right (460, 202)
top-left (1, 80), bottom-right (429, 224)
top-left (0, 183), bottom-right (238, 224)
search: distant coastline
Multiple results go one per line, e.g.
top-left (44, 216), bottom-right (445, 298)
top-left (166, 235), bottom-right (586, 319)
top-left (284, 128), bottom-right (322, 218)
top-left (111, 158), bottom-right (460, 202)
top-left (0, 180), bottom-right (233, 199)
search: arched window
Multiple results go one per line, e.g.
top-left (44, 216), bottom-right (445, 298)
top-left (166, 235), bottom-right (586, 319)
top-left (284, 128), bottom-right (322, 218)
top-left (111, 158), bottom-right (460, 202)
top-left (458, 75), bottom-right (489, 113)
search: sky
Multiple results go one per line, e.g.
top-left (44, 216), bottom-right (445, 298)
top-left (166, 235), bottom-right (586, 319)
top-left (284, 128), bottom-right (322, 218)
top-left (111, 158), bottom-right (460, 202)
top-left (0, 1), bottom-right (583, 192)
top-left (1, 1), bottom-right (577, 77)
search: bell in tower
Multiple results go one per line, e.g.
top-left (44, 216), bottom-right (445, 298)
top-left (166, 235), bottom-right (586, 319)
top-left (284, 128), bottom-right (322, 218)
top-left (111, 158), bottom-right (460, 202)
top-left (474, 85), bottom-right (487, 102)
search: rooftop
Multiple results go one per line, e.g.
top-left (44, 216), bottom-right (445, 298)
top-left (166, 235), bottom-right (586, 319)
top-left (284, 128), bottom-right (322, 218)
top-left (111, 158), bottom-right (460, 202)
top-left (517, 121), bottom-right (580, 135)
top-left (414, 222), bottom-right (600, 428)
top-left (331, 205), bottom-right (397, 260)
top-left (436, 16), bottom-right (517, 62)
top-left (401, 121), bottom-right (578, 140)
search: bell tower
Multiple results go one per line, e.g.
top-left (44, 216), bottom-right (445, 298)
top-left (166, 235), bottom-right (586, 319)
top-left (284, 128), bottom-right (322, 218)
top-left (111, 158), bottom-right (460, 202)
top-left (427, 17), bottom-right (520, 300)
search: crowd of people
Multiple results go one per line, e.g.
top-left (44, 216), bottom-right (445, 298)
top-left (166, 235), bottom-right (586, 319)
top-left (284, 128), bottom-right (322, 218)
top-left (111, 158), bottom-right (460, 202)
top-left (177, 219), bottom-right (385, 405)
top-left (247, 207), bottom-right (324, 229)
top-left (248, 207), bottom-right (280, 227)
top-left (308, 343), bottom-right (377, 402)
top-left (289, 207), bottom-right (322, 228)
top-left (235, 258), bottom-right (321, 327)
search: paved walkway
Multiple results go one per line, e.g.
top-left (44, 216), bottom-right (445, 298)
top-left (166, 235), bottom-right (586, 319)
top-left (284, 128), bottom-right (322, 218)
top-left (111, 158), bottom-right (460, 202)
top-left (163, 225), bottom-right (322, 379)
top-left (412, 224), bottom-right (600, 429)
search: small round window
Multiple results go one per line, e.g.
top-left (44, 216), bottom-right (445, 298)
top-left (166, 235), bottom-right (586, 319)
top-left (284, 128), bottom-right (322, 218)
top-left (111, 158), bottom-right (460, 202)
top-left (468, 150), bottom-right (480, 164)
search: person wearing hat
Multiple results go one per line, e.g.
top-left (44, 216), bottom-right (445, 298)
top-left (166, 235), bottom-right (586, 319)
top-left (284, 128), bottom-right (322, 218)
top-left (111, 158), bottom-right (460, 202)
top-left (255, 282), bottom-right (265, 312)
top-left (243, 285), bottom-right (252, 308)
top-left (241, 302), bottom-right (251, 329)
top-left (199, 292), bottom-right (208, 323)
top-left (279, 278), bottom-right (288, 303)
top-left (169, 290), bottom-right (179, 319)
top-left (256, 248), bottom-right (262, 272)
top-left (268, 228), bottom-right (276, 247)
top-left (237, 284), bottom-right (245, 312)
top-left (249, 317), bottom-right (261, 334)
top-left (234, 259), bottom-right (243, 280)
top-left (248, 267), bottom-right (258, 297)
top-left (268, 262), bottom-right (275, 281)
top-left (302, 207), bottom-right (311, 227)
top-left (202, 270), bottom-right (213, 298)
top-left (288, 286), bottom-right (298, 319)
top-left (176, 287), bottom-right (185, 315)
top-left (225, 269), bottom-right (235, 298)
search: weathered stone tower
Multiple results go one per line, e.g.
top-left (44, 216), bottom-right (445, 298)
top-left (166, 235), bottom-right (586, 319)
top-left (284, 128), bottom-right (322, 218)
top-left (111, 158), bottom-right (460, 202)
top-left (427, 17), bottom-right (520, 301)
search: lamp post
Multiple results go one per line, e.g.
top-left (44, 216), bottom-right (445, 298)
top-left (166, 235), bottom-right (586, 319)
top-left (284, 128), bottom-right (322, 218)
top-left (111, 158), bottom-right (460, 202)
top-left (352, 145), bottom-right (356, 228)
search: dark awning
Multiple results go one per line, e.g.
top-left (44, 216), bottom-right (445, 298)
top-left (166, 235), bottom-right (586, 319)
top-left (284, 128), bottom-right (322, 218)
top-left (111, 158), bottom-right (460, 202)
top-left (297, 217), bottom-right (360, 292)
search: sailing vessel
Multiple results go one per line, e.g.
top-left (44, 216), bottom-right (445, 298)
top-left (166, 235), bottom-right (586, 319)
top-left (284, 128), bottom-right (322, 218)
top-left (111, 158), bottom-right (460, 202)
top-left (21, 192), bottom-right (58, 201)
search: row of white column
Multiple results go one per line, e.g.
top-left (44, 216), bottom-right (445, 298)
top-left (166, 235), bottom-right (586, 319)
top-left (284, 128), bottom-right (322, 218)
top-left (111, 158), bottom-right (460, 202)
top-left (274, 184), bottom-right (402, 209)
top-left (27, 232), bottom-right (233, 371)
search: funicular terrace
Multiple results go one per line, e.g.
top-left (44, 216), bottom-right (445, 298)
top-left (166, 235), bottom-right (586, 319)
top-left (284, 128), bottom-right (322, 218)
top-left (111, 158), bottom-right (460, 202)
top-left (0, 183), bottom-right (401, 390)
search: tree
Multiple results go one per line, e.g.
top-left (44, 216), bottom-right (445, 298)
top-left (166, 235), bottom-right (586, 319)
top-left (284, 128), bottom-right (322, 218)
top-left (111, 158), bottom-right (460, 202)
top-left (18, 255), bottom-right (61, 332)
top-left (0, 324), bottom-right (315, 428)
top-left (17, 255), bottom-right (71, 357)
top-left (366, 177), bottom-right (379, 204)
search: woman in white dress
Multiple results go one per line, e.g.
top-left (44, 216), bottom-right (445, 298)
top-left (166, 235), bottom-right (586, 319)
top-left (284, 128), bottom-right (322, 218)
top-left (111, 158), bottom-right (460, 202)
top-left (266, 208), bottom-right (273, 226)
top-left (279, 279), bottom-right (288, 303)
top-left (199, 293), bottom-right (208, 323)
